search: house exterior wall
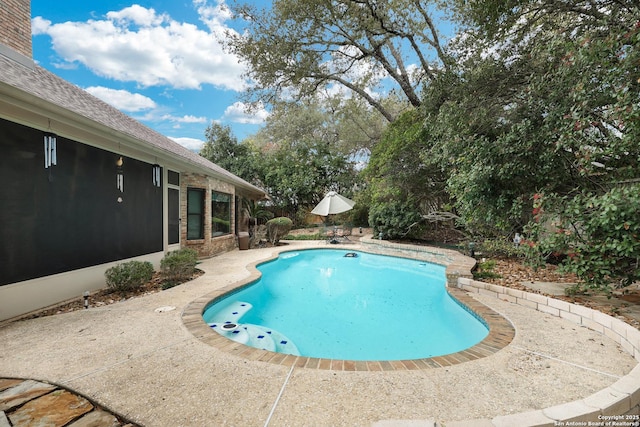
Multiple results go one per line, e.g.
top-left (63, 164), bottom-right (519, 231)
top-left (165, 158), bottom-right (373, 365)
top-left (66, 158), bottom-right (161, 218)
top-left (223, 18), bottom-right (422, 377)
top-left (0, 118), bottom-right (165, 286)
top-left (0, 117), bottom-right (167, 321)
top-left (0, 0), bottom-right (266, 322)
top-left (181, 173), bottom-right (238, 257)
top-left (0, 0), bottom-right (31, 58)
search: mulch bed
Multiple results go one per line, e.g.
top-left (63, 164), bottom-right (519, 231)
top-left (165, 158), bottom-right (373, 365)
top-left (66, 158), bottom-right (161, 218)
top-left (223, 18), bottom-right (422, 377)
top-left (19, 270), bottom-right (204, 321)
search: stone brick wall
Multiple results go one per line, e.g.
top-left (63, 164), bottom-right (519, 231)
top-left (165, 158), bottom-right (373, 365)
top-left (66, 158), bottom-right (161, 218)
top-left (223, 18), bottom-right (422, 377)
top-left (180, 173), bottom-right (237, 258)
top-left (0, 0), bottom-right (32, 58)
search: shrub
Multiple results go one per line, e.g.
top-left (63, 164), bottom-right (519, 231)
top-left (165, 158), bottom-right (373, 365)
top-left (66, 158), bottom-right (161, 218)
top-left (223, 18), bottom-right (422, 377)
top-left (266, 217), bottom-right (293, 245)
top-left (105, 261), bottom-right (154, 294)
top-left (472, 259), bottom-right (502, 280)
top-left (368, 200), bottom-right (422, 240)
top-left (525, 187), bottom-right (640, 291)
top-left (283, 233), bottom-right (323, 241)
top-left (160, 248), bottom-right (199, 286)
top-left (469, 238), bottom-right (526, 259)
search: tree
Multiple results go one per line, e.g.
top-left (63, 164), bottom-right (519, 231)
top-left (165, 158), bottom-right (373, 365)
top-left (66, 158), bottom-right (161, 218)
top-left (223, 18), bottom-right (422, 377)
top-left (225, 0), bottom-right (454, 122)
top-left (199, 122), bottom-right (257, 182)
top-left (366, 108), bottom-right (449, 212)
top-left (444, 0), bottom-right (640, 288)
top-left (416, 0), bottom-right (639, 237)
top-left (250, 101), bottom-right (361, 221)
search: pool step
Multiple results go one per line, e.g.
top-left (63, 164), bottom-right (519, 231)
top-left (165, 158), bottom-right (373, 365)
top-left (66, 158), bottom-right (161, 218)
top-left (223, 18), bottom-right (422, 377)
top-left (206, 301), bottom-right (253, 325)
top-left (253, 325), bottom-right (300, 356)
top-left (209, 322), bottom-right (300, 356)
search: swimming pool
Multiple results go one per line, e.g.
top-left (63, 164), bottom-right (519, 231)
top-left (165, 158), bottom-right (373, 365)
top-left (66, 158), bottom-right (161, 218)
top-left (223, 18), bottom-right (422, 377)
top-left (202, 249), bottom-right (489, 361)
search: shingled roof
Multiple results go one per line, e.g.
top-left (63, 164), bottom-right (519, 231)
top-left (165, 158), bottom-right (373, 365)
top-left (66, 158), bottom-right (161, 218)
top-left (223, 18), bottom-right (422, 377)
top-left (0, 54), bottom-right (266, 197)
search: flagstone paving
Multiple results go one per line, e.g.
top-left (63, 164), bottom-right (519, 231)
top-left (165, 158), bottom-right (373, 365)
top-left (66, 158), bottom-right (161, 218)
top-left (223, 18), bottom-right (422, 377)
top-left (0, 378), bottom-right (137, 426)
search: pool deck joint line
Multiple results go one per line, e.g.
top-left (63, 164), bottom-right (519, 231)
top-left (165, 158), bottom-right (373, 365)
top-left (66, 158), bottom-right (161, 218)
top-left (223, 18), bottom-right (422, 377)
top-left (512, 345), bottom-right (623, 379)
top-left (264, 364), bottom-right (295, 427)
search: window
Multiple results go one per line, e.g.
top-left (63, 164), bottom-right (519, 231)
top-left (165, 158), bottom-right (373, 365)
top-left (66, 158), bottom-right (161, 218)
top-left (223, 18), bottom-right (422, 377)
top-left (168, 170), bottom-right (180, 186)
top-left (187, 188), bottom-right (204, 240)
top-left (211, 191), bottom-right (231, 237)
top-left (168, 188), bottom-right (180, 245)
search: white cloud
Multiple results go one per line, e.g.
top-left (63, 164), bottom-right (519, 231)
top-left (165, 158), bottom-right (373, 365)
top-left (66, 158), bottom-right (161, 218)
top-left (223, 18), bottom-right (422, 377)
top-left (170, 136), bottom-right (205, 152)
top-left (31, 16), bottom-right (51, 35)
top-left (222, 102), bottom-right (270, 124)
top-left (193, 0), bottom-right (233, 36)
top-left (85, 86), bottom-right (156, 112)
top-left (31, 3), bottom-right (247, 91)
top-left (161, 114), bottom-right (208, 124)
top-left (106, 5), bottom-right (169, 27)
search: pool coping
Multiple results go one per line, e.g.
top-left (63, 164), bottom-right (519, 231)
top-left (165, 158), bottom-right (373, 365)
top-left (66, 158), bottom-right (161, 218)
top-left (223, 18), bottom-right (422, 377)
top-left (181, 244), bottom-right (515, 371)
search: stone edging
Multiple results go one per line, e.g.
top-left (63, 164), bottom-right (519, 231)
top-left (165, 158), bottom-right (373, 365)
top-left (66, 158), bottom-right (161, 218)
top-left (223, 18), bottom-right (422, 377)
top-left (454, 277), bottom-right (640, 427)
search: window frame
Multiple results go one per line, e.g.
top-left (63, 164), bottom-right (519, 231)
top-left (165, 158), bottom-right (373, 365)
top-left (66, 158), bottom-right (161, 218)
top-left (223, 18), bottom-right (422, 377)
top-left (211, 190), bottom-right (231, 237)
top-left (186, 187), bottom-right (205, 240)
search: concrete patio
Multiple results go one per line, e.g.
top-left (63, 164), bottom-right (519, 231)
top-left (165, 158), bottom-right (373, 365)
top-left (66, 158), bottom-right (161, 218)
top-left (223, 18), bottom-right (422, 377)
top-left (1, 240), bottom-right (638, 426)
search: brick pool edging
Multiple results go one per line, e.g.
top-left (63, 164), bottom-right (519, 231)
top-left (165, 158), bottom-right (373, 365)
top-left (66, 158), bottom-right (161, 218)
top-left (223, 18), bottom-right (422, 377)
top-left (454, 277), bottom-right (640, 427)
top-left (181, 244), bottom-right (514, 371)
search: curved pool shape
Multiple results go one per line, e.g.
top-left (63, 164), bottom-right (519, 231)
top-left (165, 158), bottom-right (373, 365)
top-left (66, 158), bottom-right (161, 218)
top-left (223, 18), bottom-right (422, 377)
top-left (202, 249), bottom-right (489, 361)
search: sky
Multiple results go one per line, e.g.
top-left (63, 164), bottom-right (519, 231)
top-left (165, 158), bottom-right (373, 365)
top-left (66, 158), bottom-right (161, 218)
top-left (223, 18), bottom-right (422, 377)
top-left (30, 0), bottom-right (268, 152)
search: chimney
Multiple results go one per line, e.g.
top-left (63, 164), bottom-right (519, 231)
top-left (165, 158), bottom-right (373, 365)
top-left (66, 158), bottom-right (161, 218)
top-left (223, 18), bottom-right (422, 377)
top-left (0, 0), bottom-right (33, 64)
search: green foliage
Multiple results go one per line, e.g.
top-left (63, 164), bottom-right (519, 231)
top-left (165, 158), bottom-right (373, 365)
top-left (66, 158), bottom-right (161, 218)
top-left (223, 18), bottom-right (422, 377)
top-left (160, 248), bottom-right (199, 287)
top-left (349, 203), bottom-right (370, 228)
top-left (197, 101), bottom-right (365, 227)
top-left (242, 198), bottom-right (273, 223)
top-left (524, 186), bottom-right (640, 290)
top-left (283, 233), bottom-right (323, 241)
top-left (473, 259), bottom-right (502, 280)
top-left (420, 0), bottom-right (640, 238)
top-left (266, 217), bottom-right (293, 245)
top-left (368, 199), bottom-right (422, 240)
top-left (366, 109), bottom-right (450, 213)
top-left (105, 261), bottom-right (154, 294)
top-left (471, 239), bottom-right (526, 259)
top-left (199, 122), bottom-right (258, 182)
top-left (200, 101), bottom-right (364, 226)
top-left (225, 0), bottom-right (454, 121)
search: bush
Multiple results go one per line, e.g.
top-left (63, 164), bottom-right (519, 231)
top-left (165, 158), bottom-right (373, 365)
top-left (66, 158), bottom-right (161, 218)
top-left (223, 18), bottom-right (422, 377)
top-left (469, 238), bottom-right (526, 259)
top-left (160, 248), bottom-right (198, 287)
top-left (105, 260), bottom-right (154, 294)
top-left (266, 217), bottom-right (293, 245)
top-left (525, 187), bottom-right (640, 290)
top-left (283, 233), bottom-right (323, 241)
top-left (472, 259), bottom-right (502, 280)
top-left (368, 200), bottom-right (422, 240)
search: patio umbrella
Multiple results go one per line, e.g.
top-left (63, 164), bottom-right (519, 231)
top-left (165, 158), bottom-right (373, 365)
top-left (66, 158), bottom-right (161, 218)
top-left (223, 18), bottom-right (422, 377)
top-left (310, 191), bottom-right (356, 216)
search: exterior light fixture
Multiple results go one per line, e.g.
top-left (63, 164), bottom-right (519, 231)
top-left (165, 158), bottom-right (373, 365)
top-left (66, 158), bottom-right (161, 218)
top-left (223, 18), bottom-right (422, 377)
top-left (116, 156), bottom-right (124, 192)
top-left (152, 164), bottom-right (161, 187)
top-left (43, 132), bottom-right (57, 168)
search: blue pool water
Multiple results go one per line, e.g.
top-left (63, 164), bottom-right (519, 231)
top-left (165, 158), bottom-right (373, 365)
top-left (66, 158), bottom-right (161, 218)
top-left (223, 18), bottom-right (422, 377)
top-left (202, 249), bottom-right (489, 361)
